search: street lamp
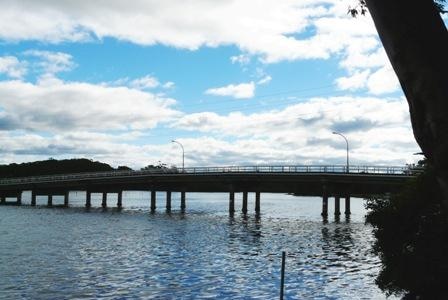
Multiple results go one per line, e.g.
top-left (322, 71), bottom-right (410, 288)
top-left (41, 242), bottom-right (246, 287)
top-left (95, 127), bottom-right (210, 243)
top-left (171, 140), bottom-right (185, 171)
top-left (332, 131), bottom-right (349, 173)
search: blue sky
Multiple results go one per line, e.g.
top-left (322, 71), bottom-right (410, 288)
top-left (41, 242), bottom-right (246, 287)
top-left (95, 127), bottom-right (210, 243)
top-left (0, 0), bottom-right (431, 168)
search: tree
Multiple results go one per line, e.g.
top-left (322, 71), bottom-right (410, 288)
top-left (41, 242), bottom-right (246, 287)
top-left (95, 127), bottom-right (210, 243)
top-left (366, 160), bottom-right (448, 298)
top-left (355, 0), bottom-right (448, 207)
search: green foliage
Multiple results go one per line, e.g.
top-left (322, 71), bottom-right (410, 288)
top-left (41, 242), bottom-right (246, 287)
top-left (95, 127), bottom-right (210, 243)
top-left (366, 162), bottom-right (448, 298)
top-left (349, 0), bottom-right (446, 17)
top-left (0, 158), bottom-right (116, 178)
top-left (117, 165), bottom-right (133, 171)
top-left (140, 162), bottom-right (167, 171)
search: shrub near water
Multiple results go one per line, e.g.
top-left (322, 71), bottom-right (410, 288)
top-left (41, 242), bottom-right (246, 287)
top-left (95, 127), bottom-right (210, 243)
top-left (365, 162), bottom-right (448, 298)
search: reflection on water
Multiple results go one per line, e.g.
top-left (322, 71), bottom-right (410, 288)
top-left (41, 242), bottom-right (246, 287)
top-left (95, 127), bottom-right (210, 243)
top-left (0, 193), bottom-right (394, 299)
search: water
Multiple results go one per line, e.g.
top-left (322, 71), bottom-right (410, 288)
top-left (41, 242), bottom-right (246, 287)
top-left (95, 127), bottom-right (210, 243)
top-left (0, 192), bottom-right (392, 299)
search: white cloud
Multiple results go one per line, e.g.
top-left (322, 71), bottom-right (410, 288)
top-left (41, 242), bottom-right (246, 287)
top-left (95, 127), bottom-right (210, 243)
top-left (257, 75), bottom-right (272, 85)
top-left (0, 79), bottom-right (180, 132)
top-left (0, 1), bottom-right (380, 63)
top-left (170, 96), bottom-right (419, 165)
top-left (162, 81), bottom-right (175, 89)
top-left (0, 92), bottom-right (419, 167)
top-left (130, 75), bottom-right (160, 90)
top-left (367, 66), bottom-right (401, 95)
top-left (336, 70), bottom-right (370, 90)
top-left (205, 82), bottom-right (255, 99)
top-left (230, 54), bottom-right (251, 65)
top-left (105, 75), bottom-right (174, 91)
top-left (0, 56), bottom-right (27, 78)
top-left (24, 50), bottom-right (76, 76)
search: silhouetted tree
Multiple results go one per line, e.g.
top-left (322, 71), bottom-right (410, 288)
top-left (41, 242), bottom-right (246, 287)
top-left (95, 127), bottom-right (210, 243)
top-left (366, 160), bottom-right (448, 297)
top-left (0, 158), bottom-right (115, 178)
top-left (117, 165), bottom-right (133, 171)
top-left (355, 1), bottom-right (448, 206)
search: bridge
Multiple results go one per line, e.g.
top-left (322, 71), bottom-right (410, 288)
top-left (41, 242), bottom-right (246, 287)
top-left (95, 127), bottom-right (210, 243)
top-left (0, 165), bottom-right (420, 216)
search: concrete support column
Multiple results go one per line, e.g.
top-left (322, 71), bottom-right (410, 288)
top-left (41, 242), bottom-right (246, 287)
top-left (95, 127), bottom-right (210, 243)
top-left (151, 190), bottom-right (156, 211)
top-left (117, 191), bottom-right (122, 208)
top-left (321, 190), bottom-right (328, 217)
top-left (180, 191), bottom-right (186, 210)
top-left (48, 195), bottom-right (53, 207)
top-left (86, 191), bottom-right (91, 208)
top-left (242, 192), bottom-right (248, 214)
top-left (64, 191), bottom-right (69, 207)
top-left (166, 191), bottom-right (172, 210)
top-left (229, 191), bottom-right (235, 214)
top-left (31, 191), bottom-right (36, 206)
top-left (334, 196), bottom-right (341, 216)
top-left (16, 192), bottom-right (22, 205)
top-left (255, 192), bottom-right (260, 214)
top-left (0, 195), bottom-right (5, 204)
top-left (102, 192), bottom-right (107, 208)
top-left (345, 196), bottom-right (351, 215)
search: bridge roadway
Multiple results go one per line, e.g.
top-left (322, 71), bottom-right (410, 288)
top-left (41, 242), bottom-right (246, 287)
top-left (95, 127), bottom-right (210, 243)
top-left (0, 165), bottom-right (419, 216)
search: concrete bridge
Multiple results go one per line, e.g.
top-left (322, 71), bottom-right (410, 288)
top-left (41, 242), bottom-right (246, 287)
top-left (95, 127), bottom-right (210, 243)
top-left (0, 165), bottom-right (420, 216)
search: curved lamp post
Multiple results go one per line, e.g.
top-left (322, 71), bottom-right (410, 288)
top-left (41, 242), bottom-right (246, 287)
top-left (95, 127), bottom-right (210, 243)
top-left (171, 140), bottom-right (185, 171)
top-left (332, 131), bottom-right (349, 173)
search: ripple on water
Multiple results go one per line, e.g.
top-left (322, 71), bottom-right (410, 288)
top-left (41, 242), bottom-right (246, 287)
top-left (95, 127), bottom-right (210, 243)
top-left (0, 195), bottom-right (395, 299)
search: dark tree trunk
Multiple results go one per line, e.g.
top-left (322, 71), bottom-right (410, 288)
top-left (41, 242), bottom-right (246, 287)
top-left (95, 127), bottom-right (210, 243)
top-left (365, 0), bottom-right (448, 206)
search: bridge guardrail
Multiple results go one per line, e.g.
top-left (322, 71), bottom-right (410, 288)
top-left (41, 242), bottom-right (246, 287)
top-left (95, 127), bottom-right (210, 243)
top-left (0, 165), bottom-right (423, 186)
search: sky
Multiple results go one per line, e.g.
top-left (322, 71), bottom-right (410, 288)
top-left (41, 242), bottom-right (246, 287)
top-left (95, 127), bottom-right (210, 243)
top-left (1, 0), bottom-right (442, 169)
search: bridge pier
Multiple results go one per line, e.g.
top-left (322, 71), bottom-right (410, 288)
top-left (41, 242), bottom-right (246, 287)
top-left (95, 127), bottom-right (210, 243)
top-left (334, 196), bottom-right (341, 216)
top-left (102, 192), bottom-right (107, 208)
top-left (181, 191), bottom-right (186, 210)
top-left (151, 191), bottom-right (156, 211)
top-left (64, 191), bottom-right (69, 207)
top-left (16, 192), bottom-right (22, 205)
top-left (0, 195), bottom-right (5, 204)
top-left (31, 191), bottom-right (36, 206)
top-left (229, 191), bottom-right (235, 214)
top-left (117, 191), bottom-right (123, 208)
top-left (255, 192), bottom-right (260, 214)
top-left (166, 191), bottom-right (172, 210)
top-left (48, 195), bottom-right (53, 207)
top-left (86, 191), bottom-right (91, 208)
top-left (321, 192), bottom-right (328, 217)
top-left (242, 192), bottom-right (248, 214)
top-left (345, 196), bottom-right (351, 215)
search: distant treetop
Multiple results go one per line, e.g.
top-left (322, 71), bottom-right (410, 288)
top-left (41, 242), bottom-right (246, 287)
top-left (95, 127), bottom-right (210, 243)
top-left (0, 158), bottom-right (128, 178)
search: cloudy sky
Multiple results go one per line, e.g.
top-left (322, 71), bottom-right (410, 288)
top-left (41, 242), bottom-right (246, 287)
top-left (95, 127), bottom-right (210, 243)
top-left (1, 0), bottom-right (438, 169)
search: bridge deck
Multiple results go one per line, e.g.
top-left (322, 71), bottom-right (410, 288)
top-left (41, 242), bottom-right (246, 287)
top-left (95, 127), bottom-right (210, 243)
top-left (0, 165), bottom-right (420, 215)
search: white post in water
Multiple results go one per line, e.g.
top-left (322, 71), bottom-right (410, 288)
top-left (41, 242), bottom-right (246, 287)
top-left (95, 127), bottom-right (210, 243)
top-left (280, 251), bottom-right (286, 300)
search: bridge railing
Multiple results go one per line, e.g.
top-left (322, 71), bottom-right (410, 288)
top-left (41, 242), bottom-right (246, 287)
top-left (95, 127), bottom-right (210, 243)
top-left (181, 165), bottom-right (418, 174)
top-left (0, 165), bottom-right (423, 185)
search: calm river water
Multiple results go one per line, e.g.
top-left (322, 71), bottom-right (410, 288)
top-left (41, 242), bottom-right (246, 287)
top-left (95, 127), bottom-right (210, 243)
top-left (0, 192), bottom-right (394, 299)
